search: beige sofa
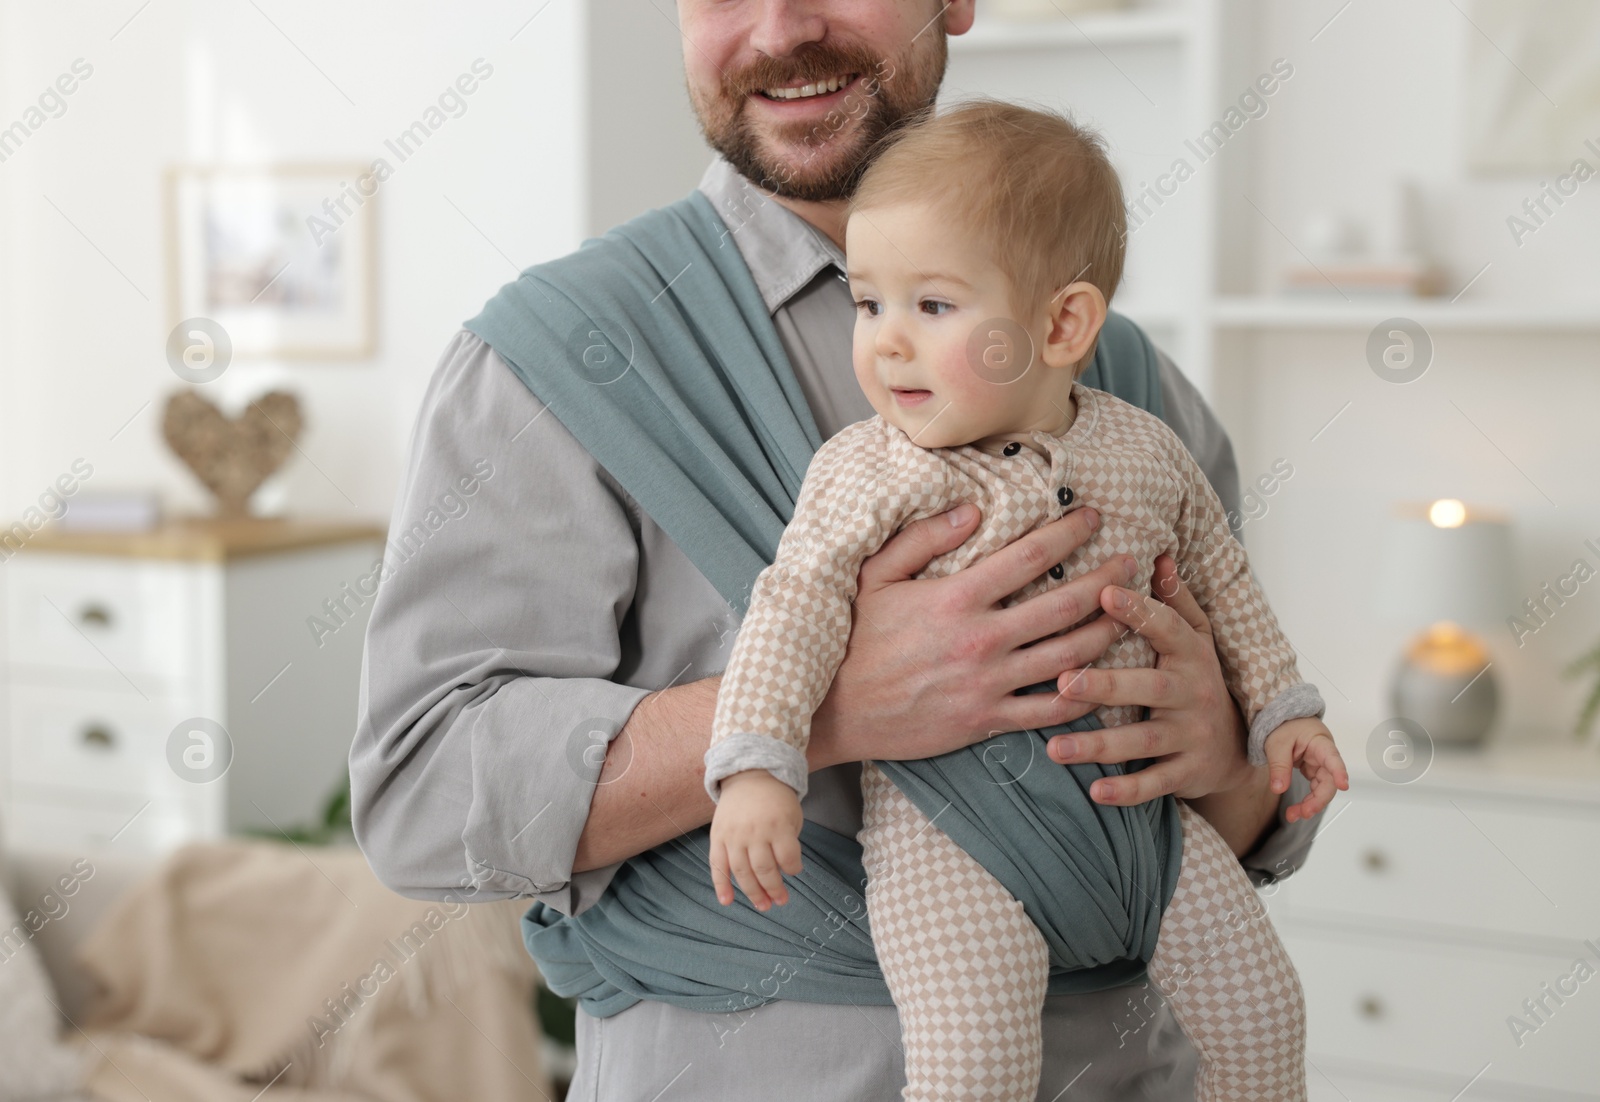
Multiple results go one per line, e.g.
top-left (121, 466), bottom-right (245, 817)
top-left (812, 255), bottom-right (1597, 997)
top-left (1, 846), bottom-right (150, 1028)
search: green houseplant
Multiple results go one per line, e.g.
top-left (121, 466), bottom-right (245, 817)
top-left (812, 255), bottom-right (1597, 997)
top-left (1563, 638), bottom-right (1600, 740)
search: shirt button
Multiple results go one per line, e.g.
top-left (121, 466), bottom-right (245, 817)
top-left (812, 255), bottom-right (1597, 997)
top-left (1048, 563), bottom-right (1064, 580)
top-left (1057, 486), bottom-right (1075, 507)
top-left (1002, 442), bottom-right (1022, 457)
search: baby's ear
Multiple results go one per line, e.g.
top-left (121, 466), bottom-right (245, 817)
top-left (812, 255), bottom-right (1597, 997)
top-left (1042, 282), bottom-right (1106, 371)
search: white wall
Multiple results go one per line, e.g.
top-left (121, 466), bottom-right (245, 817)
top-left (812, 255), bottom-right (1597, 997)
top-left (1213, 1), bottom-right (1600, 742)
top-left (0, 0), bottom-right (587, 524)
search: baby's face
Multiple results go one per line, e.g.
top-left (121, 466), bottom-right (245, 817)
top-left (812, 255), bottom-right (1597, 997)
top-left (845, 200), bottom-right (1064, 450)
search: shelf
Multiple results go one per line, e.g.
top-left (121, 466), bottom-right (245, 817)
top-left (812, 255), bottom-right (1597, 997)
top-left (1211, 296), bottom-right (1600, 332)
top-left (952, 10), bottom-right (1191, 52)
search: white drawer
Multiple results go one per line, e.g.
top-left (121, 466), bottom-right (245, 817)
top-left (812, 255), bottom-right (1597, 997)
top-left (7, 684), bottom-right (213, 799)
top-left (1284, 925), bottom-right (1600, 1096)
top-left (1276, 792), bottom-right (1600, 942)
top-left (3, 791), bottom-right (212, 853)
top-left (4, 554), bottom-right (206, 690)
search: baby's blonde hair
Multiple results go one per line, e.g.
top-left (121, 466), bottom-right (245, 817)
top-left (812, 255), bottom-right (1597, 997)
top-left (848, 98), bottom-right (1126, 329)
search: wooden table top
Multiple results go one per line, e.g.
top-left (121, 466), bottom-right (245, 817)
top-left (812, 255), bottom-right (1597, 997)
top-left (18, 516), bottom-right (388, 562)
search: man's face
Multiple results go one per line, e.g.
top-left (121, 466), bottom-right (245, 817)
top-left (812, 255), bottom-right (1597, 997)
top-left (677, 0), bottom-right (970, 202)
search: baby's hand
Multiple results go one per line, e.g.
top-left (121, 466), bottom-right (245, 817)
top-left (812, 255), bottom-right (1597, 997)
top-left (1263, 717), bottom-right (1350, 824)
top-left (709, 770), bottom-right (805, 910)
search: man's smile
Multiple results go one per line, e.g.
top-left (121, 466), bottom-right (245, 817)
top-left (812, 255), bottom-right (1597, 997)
top-left (750, 72), bottom-right (862, 114)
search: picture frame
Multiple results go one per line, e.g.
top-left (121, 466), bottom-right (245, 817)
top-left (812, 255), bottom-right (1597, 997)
top-left (164, 163), bottom-right (378, 360)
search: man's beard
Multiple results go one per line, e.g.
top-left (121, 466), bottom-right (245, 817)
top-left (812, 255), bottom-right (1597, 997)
top-left (688, 33), bottom-right (947, 203)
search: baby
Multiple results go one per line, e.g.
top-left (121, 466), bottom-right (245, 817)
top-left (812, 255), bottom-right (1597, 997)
top-left (703, 99), bottom-right (1348, 1102)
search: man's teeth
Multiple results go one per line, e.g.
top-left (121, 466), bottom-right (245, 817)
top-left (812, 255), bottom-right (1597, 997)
top-left (761, 74), bottom-right (851, 100)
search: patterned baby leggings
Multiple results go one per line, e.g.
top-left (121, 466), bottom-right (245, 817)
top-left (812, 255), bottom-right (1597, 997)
top-left (857, 760), bottom-right (1307, 1102)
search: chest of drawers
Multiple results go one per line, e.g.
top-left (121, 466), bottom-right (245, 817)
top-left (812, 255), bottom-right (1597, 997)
top-left (0, 518), bottom-right (385, 852)
top-left (1269, 739), bottom-right (1600, 1100)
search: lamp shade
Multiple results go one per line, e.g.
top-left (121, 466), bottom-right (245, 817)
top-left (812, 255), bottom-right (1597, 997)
top-left (1374, 502), bottom-right (1514, 632)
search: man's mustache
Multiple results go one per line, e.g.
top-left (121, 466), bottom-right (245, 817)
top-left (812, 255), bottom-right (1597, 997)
top-left (726, 44), bottom-right (888, 99)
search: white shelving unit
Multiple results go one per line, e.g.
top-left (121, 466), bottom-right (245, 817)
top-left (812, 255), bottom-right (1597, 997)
top-left (1212, 296), bottom-right (1600, 332)
top-left (944, 0), bottom-right (1222, 390)
top-left (945, 6), bottom-right (1600, 1099)
top-left (949, 9), bottom-right (1191, 51)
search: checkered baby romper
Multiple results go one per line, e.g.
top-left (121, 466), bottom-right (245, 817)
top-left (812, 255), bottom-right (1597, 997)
top-left (706, 381), bottom-right (1320, 1100)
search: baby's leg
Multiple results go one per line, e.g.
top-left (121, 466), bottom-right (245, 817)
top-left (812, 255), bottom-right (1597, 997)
top-left (1149, 800), bottom-right (1308, 1102)
top-left (858, 760), bottom-right (1048, 1102)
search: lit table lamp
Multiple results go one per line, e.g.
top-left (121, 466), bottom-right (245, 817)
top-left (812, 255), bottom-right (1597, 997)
top-left (1375, 499), bottom-right (1514, 747)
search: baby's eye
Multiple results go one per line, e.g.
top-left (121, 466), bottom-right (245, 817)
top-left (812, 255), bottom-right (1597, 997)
top-left (853, 298), bottom-right (880, 317)
top-left (920, 300), bottom-right (952, 316)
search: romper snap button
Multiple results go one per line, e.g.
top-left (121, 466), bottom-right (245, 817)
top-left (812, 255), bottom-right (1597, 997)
top-left (1002, 441), bottom-right (1022, 456)
top-left (1048, 563), bottom-right (1064, 580)
top-left (1057, 486), bottom-right (1075, 507)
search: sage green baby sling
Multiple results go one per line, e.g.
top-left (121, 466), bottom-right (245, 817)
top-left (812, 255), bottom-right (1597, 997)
top-left (465, 188), bottom-right (1182, 1018)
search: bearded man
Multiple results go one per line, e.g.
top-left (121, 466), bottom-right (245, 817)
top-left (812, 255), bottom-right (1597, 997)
top-left (350, 3), bottom-right (1323, 1098)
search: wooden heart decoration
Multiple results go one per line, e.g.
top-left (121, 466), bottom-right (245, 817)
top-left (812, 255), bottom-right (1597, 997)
top-left (162, 389), bottom-right (304, 517)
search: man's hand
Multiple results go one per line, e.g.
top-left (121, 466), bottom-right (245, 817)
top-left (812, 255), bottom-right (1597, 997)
top-left (1042, 553), bottom-right (1255, 807)
top-left (709, 770), bottom-right (804, 911)
top-left (1264, 717), bottom-right (1349, 823)
top-left (809, 503), bottom-right (1138, 768)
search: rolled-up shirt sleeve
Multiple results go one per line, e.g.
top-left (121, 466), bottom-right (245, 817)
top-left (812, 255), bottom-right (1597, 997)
top-left (351, 329), bottom-right (650, 915)
top-left (1151, 345), bottom-right (1325, 887)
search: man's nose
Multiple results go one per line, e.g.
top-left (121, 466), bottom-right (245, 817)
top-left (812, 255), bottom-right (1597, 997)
top-left (747, 0), bottom-right (827, 61)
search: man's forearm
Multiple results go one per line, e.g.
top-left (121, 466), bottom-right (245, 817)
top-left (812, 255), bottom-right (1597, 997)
top-left (571, 676), bottom-right (720, 873)
top-left (572, 675), bottom-right (846, 873)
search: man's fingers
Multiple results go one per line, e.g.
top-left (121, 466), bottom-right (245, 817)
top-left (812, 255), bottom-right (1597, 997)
top-left (858, 503), bottom-right (981, 591)
top-left (1014, 613), bottom-right (1126, 689)
top-left (1056, 665), bottom-right (1185, 713)
top-left (1148, 553), bottom-right (1210, 634)
top-left (1047, 719), bottom-right (1177, 765)
top-left (999, 552), bottom-right (1135, 655)
top-left (998, 689), bottom-right (1098, 738)
top-left (964, 508), bottom-right (1101, 609)
top-left (1100, 575), bottom-right (1212, 659)
top-left (1086, 760), bottom-right (1185, 806)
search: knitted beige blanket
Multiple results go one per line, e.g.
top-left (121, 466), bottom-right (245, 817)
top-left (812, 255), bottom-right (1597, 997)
top-left (71, 840), bottom-right (549, 1102)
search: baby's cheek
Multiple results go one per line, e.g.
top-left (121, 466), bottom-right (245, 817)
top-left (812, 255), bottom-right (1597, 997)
top-left (935, 340), bottom-right (998, 417)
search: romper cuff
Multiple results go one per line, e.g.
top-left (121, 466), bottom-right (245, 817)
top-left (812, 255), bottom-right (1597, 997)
top-left (704, 734), bottom-right (810, 803)
top-left (1247, 681), bottom-right (1327, 767)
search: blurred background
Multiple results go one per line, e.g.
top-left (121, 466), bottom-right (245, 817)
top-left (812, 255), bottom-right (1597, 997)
top-left (0, 1), bottom-right (1597, 1100)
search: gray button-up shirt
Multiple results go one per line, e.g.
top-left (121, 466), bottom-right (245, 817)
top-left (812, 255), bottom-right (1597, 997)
top-left (351, 154), bottom-right (1321, 1101)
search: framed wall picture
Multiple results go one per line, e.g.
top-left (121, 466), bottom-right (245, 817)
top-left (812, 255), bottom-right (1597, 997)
top-left (165, 164), bottom-right (378, 360)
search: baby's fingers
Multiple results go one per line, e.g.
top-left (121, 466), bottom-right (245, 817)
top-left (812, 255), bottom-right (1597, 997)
top-left (775, 834), bottom-right (804, 878)
top-left (728, 846), bottom-right (774, 911)
top-left (750, 844), bottom-right (791, 908)
top-left (1265, 737), bottom-right (1296, 796)
top-left (1311, 738), bottom-right (1352, 790)
top-left (711, 838), bottom-right (735, 906)
top-left (1287, 771), bottom-right (1339, 823)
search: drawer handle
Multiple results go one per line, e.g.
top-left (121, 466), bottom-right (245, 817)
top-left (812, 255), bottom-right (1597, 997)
top-left (1358, 995), bottom-right (1385, 1020)
top-left (78, 603), bottom-right (114, 629)
top-left (1361, 848), bottom-right (1388, 873)
top-left (80, 724), bottom-right (117, 751)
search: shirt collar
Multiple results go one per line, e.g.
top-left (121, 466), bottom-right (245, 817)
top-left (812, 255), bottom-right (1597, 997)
top-left (696, 155), bottom-right (847, 315)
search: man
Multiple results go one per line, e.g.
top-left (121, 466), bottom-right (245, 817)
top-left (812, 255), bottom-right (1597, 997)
top-left (351, 1), bottom-right (1324, 1097)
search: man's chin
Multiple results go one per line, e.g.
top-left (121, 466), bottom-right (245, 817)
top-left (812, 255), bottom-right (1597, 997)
top-left (726, 131), bottom-right (871, 202)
